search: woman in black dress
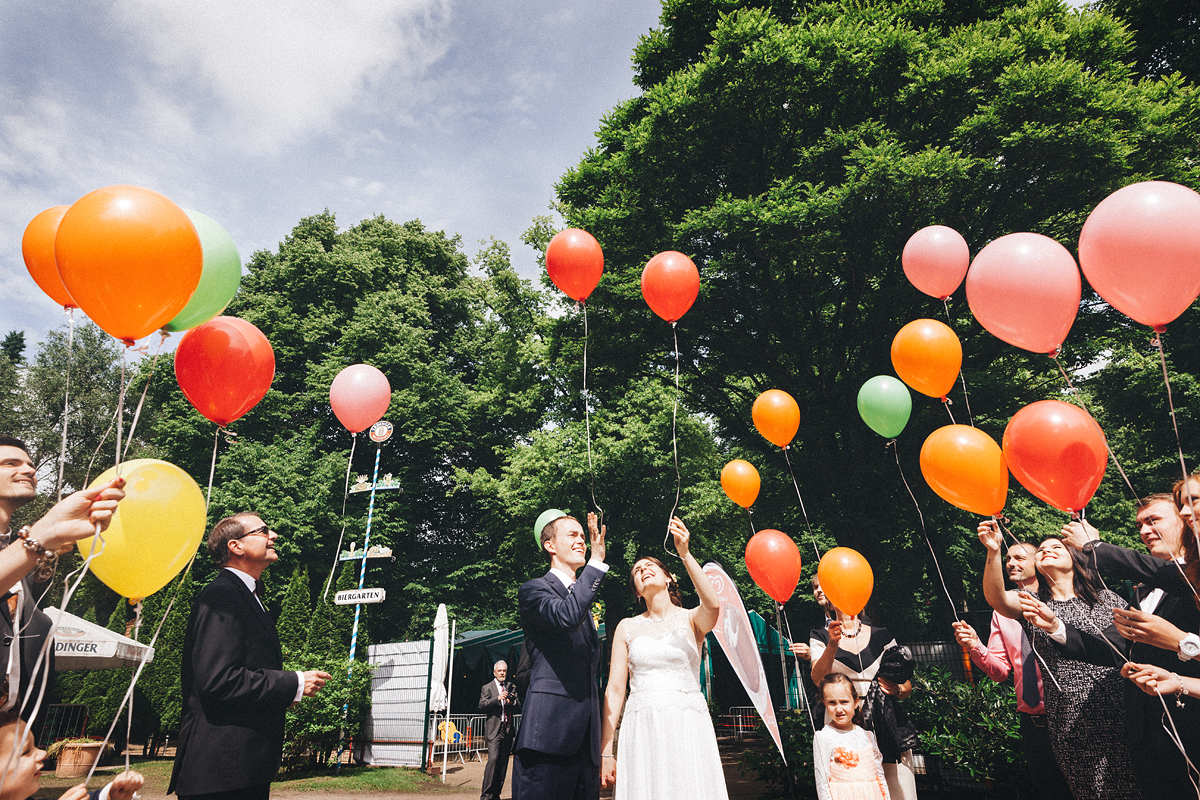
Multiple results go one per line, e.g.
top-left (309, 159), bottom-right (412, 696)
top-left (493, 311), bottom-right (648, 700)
top-left (981, 521), bottom-right (1141, 800)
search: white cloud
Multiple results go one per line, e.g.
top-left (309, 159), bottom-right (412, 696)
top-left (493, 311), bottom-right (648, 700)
top-left (108, 0), bottom-right (454, 155)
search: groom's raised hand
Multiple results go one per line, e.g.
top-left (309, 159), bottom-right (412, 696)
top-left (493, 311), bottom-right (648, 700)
top-left (587, 512), bottom-right (606, 564)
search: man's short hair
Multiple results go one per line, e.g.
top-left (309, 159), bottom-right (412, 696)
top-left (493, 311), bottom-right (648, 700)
top-left (207, 512), bottom-right (260, 566)
top-left (1137, 493), bottom-right (1176, 509)
top-left (494, 660), bottom-right (507, 670)
top-left (0, 436), bottom-right (30, 457)
top-left (540, 515), bottom-right (579, 564)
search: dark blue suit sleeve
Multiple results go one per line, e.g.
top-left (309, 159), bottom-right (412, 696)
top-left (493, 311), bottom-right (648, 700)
top-left (1087, 541), bottom-right (1192, 595)
top-left (519, 565), bottom-right (605, 633)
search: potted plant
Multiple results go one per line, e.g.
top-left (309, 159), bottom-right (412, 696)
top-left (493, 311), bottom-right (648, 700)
top-left (46, 738), bottom-right (112, 778)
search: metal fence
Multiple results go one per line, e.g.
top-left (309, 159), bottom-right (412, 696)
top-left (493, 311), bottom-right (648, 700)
top-left (37, 704), bottom-right (89, 749)
top-left (429, 713), bottom-right (522, 766)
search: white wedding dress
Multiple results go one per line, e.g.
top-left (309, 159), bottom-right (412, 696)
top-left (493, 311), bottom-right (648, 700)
top-left (615, 610), bottom-right (729, 800)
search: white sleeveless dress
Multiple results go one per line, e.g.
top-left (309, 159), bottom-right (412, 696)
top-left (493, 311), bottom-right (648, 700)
top-left (615, 610), bottom-right (729, 800)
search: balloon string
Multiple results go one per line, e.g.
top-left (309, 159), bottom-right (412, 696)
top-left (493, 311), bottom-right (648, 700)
top-left (323, 432), bottom-right (358, 602)
top-left (781, 446), bottom-right (821, 563)
top-left (888, 440), bottom-right (959, 622)
top-left (744, 506), bottom-right (756, 537)
top-left (121, 331), bottom-right (169, 462)
top-left (942, 298), bottom-right (974, 426)
top-left (56, 309), bottom-right (76, 501)
top-left (1050, 352), bottom-right (1138, 500)
top-left (582, 302), bottom-right (605, 522)
top-left (1152, 332), bottom-right (1190, 482)
top-left (941, 397), bottom-right (957, 425)
top-left (778, 606), bottom-right (816, 732)
top-left (662, 323), bottom-right (682, 560)
top-left (1, 528), bottom-right (105, 800)
top-left (115, 347), bottom-right (128, 478)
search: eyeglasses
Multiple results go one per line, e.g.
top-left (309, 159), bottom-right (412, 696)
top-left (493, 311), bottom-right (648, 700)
top-left (236, 525), bottom-right (273, 540)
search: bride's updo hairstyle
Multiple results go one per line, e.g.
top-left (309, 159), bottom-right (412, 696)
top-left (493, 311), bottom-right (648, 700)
top-left (629, 556), bottom-right (683, 608)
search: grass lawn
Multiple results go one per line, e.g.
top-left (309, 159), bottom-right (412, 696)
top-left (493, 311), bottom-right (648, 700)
top-left (35, 757), bottom-right (457, 797)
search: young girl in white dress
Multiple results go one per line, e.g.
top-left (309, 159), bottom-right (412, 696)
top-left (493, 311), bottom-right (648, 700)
top-left (813, 674), bottom-right (890, 800)
top-left (599, 517), bottom-right (727, 799)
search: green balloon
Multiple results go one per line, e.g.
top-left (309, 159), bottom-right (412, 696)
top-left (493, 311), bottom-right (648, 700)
top-left (857, 375), bottom-right (912, 438)
top-left (163, 210), bottom-right (242, 332)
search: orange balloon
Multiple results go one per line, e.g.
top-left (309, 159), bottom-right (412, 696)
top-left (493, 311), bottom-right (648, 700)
top-left (817, 547), bottom-right (873, 616)
top-left (745, 529), bottom-right (802, 603)
top-left (721, 459), bottom-right (760, 508)
top-left (920, 424), bottom-right (1008, 516)
top-left (55, 185), bottom-right (202, 344)
top-left (21, 206), bottom-right (76, 308)
top-left (752, 389), bottom-right (800, 448)
top-left (891, 319), bottom-right (963, 398)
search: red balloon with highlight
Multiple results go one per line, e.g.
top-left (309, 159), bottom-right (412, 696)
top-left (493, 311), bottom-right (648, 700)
top-left (745, 529), bottom-right (802, 603)
top-left (546, 228), bottom-right (604, 301)
top-left (175, 316), bottom-right (275, 427)
top-left (1002, 400), bottom-right (1108, 513)
top-left (641, 251), bottom-right (699, 322)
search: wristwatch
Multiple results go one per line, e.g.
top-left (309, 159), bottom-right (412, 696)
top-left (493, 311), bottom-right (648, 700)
top-left (1178, 633), bottom-right (1200, 661)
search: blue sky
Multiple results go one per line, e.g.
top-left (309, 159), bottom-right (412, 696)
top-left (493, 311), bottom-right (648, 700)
top-left (1, 0), bottom-right (664, 346)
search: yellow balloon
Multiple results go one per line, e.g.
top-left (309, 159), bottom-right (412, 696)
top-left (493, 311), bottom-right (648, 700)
top-left (82, 459), bottom-right (205, 599)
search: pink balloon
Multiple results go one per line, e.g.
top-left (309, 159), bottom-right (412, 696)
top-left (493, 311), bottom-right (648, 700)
top-left (902, 226), bottom-right (970, 299)
top-left (330, 364), bottom-right (391, 433)
top-left (965, 233), bottom-right (1081, 354)
top-left (1078, 181), bottom-right (1200, 330)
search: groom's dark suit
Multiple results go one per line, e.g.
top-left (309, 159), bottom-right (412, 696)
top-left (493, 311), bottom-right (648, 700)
top-left (512, 564), bottom-right (605, 800)
top-left (168, 569), bottom-right (300, 798)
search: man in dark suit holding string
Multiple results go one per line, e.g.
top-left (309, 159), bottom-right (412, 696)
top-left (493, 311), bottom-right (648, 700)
top-left (169, 512), bottom-right (331, 800)
top-left (512, 509), bottom-right (607, 800)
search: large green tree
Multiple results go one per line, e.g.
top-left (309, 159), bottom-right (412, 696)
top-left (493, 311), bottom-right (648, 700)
top-left (549, 0), bottom-right (1200, 635)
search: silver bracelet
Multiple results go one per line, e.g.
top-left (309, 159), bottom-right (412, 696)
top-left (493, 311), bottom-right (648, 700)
top-left (602, 754), bottom-right (616, 759)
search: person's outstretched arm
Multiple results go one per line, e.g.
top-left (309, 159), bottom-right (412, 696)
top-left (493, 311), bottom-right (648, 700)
top-left (671, 518), bottom-right (720, 638)
top-left (979, 520), bottom-right (1022, 619)
top-left (600, 618), bottom-right (629, 789)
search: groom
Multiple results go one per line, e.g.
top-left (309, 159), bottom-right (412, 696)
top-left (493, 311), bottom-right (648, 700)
top-left (512, 509), bottom-right (607, 800)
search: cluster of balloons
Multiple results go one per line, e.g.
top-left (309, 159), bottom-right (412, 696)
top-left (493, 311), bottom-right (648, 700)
top-left (544, 227), bottom-right (702, 323)
top-left (903, 180), bottom-right (1200, 354)
top-left (22, 185), bottom-right (242, 344)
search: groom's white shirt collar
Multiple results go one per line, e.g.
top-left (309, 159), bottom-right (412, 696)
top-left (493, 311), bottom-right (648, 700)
top-left (549, 560), bottom-right (608, 589)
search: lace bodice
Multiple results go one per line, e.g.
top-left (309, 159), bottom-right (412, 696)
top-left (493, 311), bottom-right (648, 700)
top-left (624, 611), bottom-right (703, 702)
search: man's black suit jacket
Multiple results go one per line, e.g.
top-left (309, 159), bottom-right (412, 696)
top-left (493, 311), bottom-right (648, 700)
top-left (168, 569), bottom-right (300, 796)
top-left (514, 565), bottom-right (604, 765)
top-left (0, 574), bottom-right (55, 727)
top-left (478, 680), bottom-right (520, 740)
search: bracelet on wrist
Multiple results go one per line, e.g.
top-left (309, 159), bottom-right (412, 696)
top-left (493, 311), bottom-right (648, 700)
top-left (602, 754), bottom-right (616, 759)
top-left (15, 526), bottom-right (59, 582)
top-left (1174, 673), bottom-right (1189, 708)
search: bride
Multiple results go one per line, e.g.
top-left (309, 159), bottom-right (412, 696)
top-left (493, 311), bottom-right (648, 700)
top-left (599, 517), bottom-right (727, 799)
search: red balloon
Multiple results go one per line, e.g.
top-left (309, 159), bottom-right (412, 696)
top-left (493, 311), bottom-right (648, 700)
top-left (546, 229), bottom-right (604, 301)
top-left (902, 225), bottom-right (970, 299)
top-left (1002, 400), bottom-right (1108, 513)
top-left (966, 233), bottom-right (1081, 355)
top-left (21, 206), bottom-right (76, 308)
top-left (56, 185), bottom-right (203, 343)
top-left (175, 317), bottom-right (275, 427)
top-left (745, 529), bottom-right (802, 603)
top-left (641, 251), bottom-right (699, 322)
top-left (1079, 181), bottom-right (1200, 330)
top-left (330, 364), bottom-right (391, 433)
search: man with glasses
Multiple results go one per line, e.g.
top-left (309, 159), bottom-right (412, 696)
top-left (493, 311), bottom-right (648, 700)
top-left (169, 513), bottom-right (331, 800)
